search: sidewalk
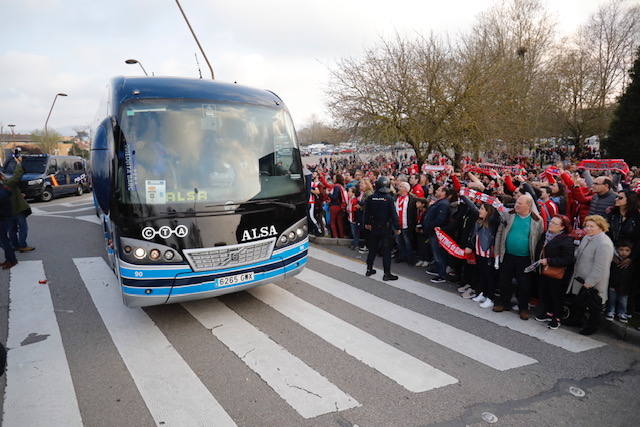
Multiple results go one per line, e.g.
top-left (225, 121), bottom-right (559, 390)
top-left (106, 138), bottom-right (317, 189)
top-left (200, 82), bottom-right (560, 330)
top-left (309, 236), bottom-right (640, 347)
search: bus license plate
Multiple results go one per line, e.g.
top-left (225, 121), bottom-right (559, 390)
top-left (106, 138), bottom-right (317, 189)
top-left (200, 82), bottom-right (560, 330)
top-left (217, 272), bottom-right (254, 287)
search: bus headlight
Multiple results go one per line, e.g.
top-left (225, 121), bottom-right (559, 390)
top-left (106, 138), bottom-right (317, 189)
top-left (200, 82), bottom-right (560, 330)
top-left (275, 218), bottom-right (308, 249)
top-left (119, 237), bottom-right (184, 264)
top-left (133, 247), bottom-right (147, 259)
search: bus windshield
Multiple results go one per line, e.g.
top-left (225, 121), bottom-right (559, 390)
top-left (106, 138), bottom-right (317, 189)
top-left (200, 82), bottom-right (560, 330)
top-left (116, 100), bottom-right (303, 208)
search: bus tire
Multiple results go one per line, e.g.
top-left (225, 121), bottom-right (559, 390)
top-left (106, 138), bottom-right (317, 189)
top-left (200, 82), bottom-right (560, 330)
top-left (40, 187), bottom-right (54, 202)
top-left (77, 184), bottom-right (84, 196)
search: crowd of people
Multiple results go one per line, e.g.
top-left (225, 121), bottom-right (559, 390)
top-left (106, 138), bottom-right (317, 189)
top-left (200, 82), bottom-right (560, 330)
top-left (306, 152), bottom-right (640, 336)
top-left (0, 155), bottom-right (35, 269)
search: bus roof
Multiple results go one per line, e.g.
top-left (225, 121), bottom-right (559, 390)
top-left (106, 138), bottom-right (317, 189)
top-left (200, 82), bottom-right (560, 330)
top-left (112, 76), bottom-right (284, 109)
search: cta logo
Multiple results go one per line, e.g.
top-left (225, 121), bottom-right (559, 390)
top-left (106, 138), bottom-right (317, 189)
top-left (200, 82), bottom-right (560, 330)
top-left (142, 225), bottom-right (189, 240)
top-left (241, 225), bottom-right (277, 242)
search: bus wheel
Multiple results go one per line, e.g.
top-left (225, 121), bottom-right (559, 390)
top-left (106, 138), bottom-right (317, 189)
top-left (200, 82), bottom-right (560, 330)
top-left (40, 187), bottom-right (54, 202)
top-left (77, 184), bottom-right (84, 196)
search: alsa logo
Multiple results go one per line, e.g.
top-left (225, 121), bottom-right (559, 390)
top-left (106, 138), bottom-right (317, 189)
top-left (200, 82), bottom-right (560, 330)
top-left (241, 226), bottom-right (277, 242)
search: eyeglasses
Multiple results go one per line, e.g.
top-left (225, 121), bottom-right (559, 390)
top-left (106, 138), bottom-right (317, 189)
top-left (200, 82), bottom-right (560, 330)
top-left (616, 196), bottom-right (625, 200)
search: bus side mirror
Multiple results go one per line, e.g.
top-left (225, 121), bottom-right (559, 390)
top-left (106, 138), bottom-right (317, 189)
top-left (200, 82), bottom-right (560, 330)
top-left (91, 119), bottom-right (113, 214)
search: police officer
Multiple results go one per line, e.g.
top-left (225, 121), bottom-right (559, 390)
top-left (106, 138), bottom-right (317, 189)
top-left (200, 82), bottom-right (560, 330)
top-left (363, 176), bottom-right (400, 280)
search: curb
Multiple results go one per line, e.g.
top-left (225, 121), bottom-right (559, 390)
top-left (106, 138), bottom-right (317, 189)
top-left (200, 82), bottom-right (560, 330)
top-left (309, 235), bottom-right (353, 247)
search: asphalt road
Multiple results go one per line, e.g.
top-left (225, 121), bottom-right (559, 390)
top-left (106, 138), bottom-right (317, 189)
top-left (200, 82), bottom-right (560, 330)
top-left (1, 193), bottom-right (639, 426)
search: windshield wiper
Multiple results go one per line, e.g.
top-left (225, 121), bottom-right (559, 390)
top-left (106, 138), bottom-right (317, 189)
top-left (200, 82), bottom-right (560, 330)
top-left (205, 199), bottom-right (296, 210)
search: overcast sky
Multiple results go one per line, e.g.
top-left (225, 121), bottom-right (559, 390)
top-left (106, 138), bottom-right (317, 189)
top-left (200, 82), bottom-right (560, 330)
top-left (0, 0), bottom-right (616, 136)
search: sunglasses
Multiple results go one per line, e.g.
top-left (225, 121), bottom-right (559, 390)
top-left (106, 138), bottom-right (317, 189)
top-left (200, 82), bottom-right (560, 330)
top-left (616, 196), bottom-right (625, 200)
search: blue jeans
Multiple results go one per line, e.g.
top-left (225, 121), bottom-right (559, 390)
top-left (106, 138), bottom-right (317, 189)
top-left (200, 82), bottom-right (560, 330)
top-left (350, 222), bottom-right (361, 248)
top-left (395, 229), bottom-right (415, 263)
top-left (429, 236), bottom-right (447, 278)
top-left (9, 212), bottom-right (29, 249)
top-left (607, 288), bottom-right (628, 316)
top-left (0, 219), bottom-right (17, 263)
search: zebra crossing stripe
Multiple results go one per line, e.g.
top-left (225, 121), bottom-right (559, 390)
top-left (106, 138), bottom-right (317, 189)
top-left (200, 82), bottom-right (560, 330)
top-left (76, 214), bottom-right (101, 225)
top-left (249, 285), bottom-right (458, 392)
top-left (183, 299), bottom-right (360, 418)
top-left (309, 247), bottom-right (605, 353)
top-left (298, 268), bottom-right (537, 371)
top-left (74, 257), bottom-right (236, 427)
top-left (3, 261), bottom-right (83, 427)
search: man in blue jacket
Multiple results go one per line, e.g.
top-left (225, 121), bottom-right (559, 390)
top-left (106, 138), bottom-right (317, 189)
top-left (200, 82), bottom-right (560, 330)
top-left (423, 185), bottom-right (451, 283)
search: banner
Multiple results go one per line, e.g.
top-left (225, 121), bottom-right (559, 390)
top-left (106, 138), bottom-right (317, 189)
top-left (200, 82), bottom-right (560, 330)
top-left (578, 159), bottom-right (630, 175)
top-left (459, 187), bottom-right (508, 213)
top-left (434, 227), bottom-right (466, 259)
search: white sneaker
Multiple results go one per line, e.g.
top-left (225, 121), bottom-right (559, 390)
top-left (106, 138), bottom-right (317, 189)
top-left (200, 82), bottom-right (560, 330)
top-left (461, 288), bottom-right (476, 299)
top-left (457, 284), bottom-right (471, 293)
top-left (479, 298), bottom-right (494, 309)
top-left (415, 261), bottom-right (426, 267)
top-left (472, 292), bottom-right (486, 303)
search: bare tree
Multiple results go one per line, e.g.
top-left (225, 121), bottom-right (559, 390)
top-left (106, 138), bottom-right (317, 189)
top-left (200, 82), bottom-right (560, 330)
top-left (328, 34), bottom-right (479, 166)
top-left (467, 0), bottom-right (556, 152)
top-left (30, 129), bottom-right (62, 154)
top-left (296, 115), bottom-right (347, 145)
top-left (585, 0), bottom-right (640, 107)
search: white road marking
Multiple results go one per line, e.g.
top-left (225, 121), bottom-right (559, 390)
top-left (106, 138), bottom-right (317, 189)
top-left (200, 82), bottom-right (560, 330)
top-left (76, 214), bottom-right (101, 225)
top-left (298, 269), bottom-right (537, 371)
top-left (3, 261), bottom-right (83, 427)
top-left (249, 285), bottom-right (458, 392)
top-left (74, 257), bottom-right (236, 427)
top-left (184, 299), bottom-right (360, 418)
top-left (60, 201), bottom-right (93, 207)
top-left (309, 247), bottom-right (605, 353)
top-left (35, 206), bottom-right (95, 214)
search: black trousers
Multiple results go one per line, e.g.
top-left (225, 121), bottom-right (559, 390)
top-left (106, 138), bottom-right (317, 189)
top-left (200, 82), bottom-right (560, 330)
top-left (538, 275), bottom-right (565, 319)
top-left (498, 254), bottom-right (533, 312)
top-left (366, 231), bottom-right (393, 275)
top-left (476, 256), bottom-right (497, 298)
top-left (569, 287), bottom-right (603, 332)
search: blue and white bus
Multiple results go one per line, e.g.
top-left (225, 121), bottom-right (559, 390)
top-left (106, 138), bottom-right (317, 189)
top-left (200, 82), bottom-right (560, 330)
top-left (91, 77), bottom-right (308, 307)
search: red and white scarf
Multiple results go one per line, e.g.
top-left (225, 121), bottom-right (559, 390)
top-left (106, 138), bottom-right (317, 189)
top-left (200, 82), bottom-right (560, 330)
top-left (578, 159), bottom-right (630, 175)
top-left (459, 188), bottom-right (507, 213)
top-left (395, 195), bottom-right (409, 229)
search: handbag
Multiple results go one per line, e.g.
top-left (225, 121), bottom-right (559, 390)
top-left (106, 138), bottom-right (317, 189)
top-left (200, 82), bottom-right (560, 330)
top-left (542, 264), bottom-right (566, 279)
top-left (541, 247), bottom-right (566, 280)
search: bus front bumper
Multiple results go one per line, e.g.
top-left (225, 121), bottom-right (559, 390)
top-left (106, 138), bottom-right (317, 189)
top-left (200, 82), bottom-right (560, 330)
top-left (119, 240), bottom-right (308, 307)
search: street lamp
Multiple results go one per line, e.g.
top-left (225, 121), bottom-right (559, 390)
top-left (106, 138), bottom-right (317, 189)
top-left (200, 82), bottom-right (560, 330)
top-left (174, 0), bottom-right (215, 80)
top-left (44, 92), bottom-right (68, 137)
top-left (125, 58), bottom-right (149, 76)
top-left (7, 124), bottom-right (15, 142)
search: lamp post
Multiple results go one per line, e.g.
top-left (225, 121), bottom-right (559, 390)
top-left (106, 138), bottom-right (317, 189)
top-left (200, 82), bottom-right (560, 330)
top-left (125, 59), bottom-right (149, 76)
top-left (44, 93), bottom-right (68, 138)
top-left (174, 0), bottom-right (215, 80)
top-left (7, 124), bottom-right (15, 143)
